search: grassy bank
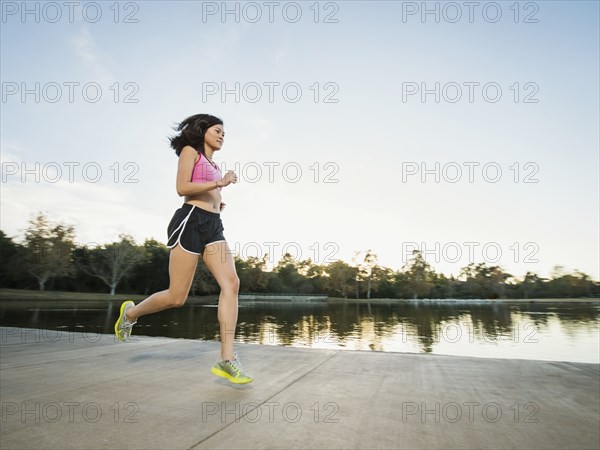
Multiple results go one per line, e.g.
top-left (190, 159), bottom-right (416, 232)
top-left (1, 289), bottom-right (598, 303)
top-left (0, 288), bottom-right (218, 304)
top-left (326, 297), bottom-right (600, 303)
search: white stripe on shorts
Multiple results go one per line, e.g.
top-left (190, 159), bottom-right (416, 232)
top-left (166, 205), bottom-right (201, 255)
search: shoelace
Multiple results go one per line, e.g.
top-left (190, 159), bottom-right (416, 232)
top-left (122, 318), bottom-right (137, 329)
top-left (230, 359), bottom-right (243, 372)
top-left (226, 354), bottom-right (244, 374)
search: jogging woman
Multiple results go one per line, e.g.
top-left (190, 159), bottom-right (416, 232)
top-left (114, 113), bottom-right (252, 384)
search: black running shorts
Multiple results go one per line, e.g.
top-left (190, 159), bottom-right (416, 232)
top-left (166, 203), bottom-right (226, 255)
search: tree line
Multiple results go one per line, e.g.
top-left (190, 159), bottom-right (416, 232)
top-left (1, 213), bottom-right (598, 299)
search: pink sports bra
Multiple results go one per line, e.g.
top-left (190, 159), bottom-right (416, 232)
top-left (191, 152), bottom-right (222, 191)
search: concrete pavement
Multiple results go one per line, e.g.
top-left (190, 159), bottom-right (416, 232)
top-left (1, 327), bottom-right (598, 449)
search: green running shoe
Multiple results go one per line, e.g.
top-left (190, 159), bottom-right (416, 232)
top-left (114, 300), bottom-right (136, 342)
top-left (211, 352), bottom-right (253, 384)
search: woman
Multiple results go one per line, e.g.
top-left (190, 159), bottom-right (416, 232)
top-left (114, 113), bottom-right (252, 384)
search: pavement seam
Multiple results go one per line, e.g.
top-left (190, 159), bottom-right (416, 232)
top-left (188, 350), bottom-right (340, 450)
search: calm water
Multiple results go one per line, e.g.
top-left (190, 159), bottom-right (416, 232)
top-left (1, 299), bottom-right (598, 363)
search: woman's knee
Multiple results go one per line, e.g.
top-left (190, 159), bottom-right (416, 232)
top-left (220, 275), bottom-right (240, 294)
top-left (167, 289), bottom-right (189, 307)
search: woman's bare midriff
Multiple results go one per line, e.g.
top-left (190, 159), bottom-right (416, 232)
top-left (184, 189), bottom-right (221, 213)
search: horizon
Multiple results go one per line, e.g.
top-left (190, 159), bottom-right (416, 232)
top-left (0, 214), bottom-right (594, 283)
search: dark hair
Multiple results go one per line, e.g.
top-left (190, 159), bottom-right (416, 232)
top-left (168, 113), bottom-right (224, 156)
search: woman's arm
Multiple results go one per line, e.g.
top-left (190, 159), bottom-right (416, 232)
top-left (175, 146), bottom-right (221, 196)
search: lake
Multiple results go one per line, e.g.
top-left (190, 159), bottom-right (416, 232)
top-left (1, 298), bottom-right (598, 363)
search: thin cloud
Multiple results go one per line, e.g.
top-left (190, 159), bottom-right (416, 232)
top-left (66, 26), bottom-right (114, 84)
top-left (0, 140), bottom-right (25, 164)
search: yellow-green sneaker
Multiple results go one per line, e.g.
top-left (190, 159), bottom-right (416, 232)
top-left (114, 300), bottom-right (136, 342)
top-left (210, 352), bottom-right (253, 384)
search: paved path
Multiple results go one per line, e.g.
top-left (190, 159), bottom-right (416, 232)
top-left (1, 327), bottom-right (598, 449)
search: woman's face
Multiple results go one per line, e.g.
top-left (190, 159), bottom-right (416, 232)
top-left (205, 124), bottom-right (225, 151)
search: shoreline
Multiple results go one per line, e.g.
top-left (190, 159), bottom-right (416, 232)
top-left (325, 297), bottom-right (600, 304)
top-left (1, 288), bottom-right (598, 304)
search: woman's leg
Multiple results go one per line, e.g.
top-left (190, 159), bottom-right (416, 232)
top-left (126, 243), bottom-right (199, 322)
top-left (202, 241), bottom-right (240, 361)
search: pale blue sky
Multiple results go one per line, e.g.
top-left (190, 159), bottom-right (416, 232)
top-left (1, 1), bottom-right (598, 280)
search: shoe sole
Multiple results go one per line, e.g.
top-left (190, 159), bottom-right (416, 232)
top-left (210, 366), bottom-right (253, 384)
top-left (114, 301), bottom-right (134, 343)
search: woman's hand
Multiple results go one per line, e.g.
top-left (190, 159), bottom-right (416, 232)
top-left (219, 170), bottom-right (238, 187)
top-left (220, 202), bottom-right (226, 212)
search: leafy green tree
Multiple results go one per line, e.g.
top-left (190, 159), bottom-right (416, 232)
top-left (430, 272), bottom-right (455, 299)
top-left (570, 270), bottom-right (596, 297)
top-left (488, 266), bottom-right (513, 298)
top-left (77, 234), bottom-right (143, 295)
top-left (270, 253), bottom-right (304, 292)
top-left (547, 267), bottom-right (597, 298)
top-left (24, 213), bottom-right (76, 290)
top-left (402, 250), bottom-right (435, 299)
top-left (324, 260), bottom-right (357, 298)
top-left (298, 258), bottom-right (327, 294)
top-left (236, 254), bottom-right (269, 292)
top-left (519, 271), bottom-right (546, 299)
top-left (354, 250), bottom-right (378, 299)
top-left (0, 231), bottom-right (27, 288)
top-left (370, 266), bottom-right (397, 298)
top-left (459, 262), bottom-right (512, 299)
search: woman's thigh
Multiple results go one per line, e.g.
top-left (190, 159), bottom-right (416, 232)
top-left (202, 241), bottom-right (239, 291)
top-left (168, 243), bottom-right (200, 298)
